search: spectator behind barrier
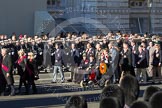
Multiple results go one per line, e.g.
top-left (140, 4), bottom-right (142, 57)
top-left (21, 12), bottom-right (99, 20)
top-left (119, 74), bottom-right (139, 107)
top-left (65, 95), bottom-right (87, 108)
top-left (143, 86), bottom-right (161, 102)
top-left (130, 101), bottom-right (151, 108)
top-left (150, 91), bottom-right (162, 108)
top-left (100, 97), bottom-right (121, 108)
top-left (101, 84), bottom-right (125, 108)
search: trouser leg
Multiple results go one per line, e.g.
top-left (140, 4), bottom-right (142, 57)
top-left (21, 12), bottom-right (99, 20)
top-left (24, 80), bottom-right (29, 93)
top-left (157, 66), bottom-right (161, 79)
top-left (9, 85), bottom-right (15, 96)
top-left (148, 63), bottom-right (153, 77)
top-left (135, 68), bottom-right (141, 81)
top-left (141, 68), bottom-right (147, 83)
top-left (70, 66), bottom-right (75, 81)
top-left (31, 80), bottom-right (37, 93)
top-left (53, 66), bottom-right (58, 82)
top-left (113, 68), bottom-right (119, 83)
top-left (58, 66), bottom-right (64, 82)
top-left (18, 77), bottom-right (23, 91)
top-left (0, 83), bottom-right (6, 96)
top-left (153, 67), bottom-right (157, 82)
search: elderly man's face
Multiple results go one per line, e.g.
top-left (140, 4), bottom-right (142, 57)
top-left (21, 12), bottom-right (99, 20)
top-left (123, 43), bottom-right (128, 49)
top-left (131, 41), bottom-right (135, 46)
top-left (138, 46), bottom-right (143, 52)
top-left (149, 42), bottom-right (153, 47)
top-left (1, 49), bottom-right (7, 56)
top-left (96, 44), bottom-right (100, 49)
top-left (55, 44), bottom-right (59, 49)
top-left (108, 43), bottom-right (112, 49)
top-left (71, 44), bottom-right (75, 49)
top-left (87, 43), bottom-right (91, 49)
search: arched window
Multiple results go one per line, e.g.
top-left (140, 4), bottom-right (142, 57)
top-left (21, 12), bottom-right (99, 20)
top-left (47, 0), bottom-right (51, 5)
top-left (129, 0), bottom-right (147, 8)
top-left (47, 0), bottom-right (61, 6)
top-left (51, 0), bottom-right (55, 5)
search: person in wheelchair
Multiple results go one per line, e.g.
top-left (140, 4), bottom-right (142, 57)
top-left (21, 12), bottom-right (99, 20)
top-left (98, 48), bottom-right (110, 74)
top-left (78, 53), bottom-right (89, 70)
top-left (80, 50), bottom-right (110, 87)
top-left (74, 53), bottom-right (89, 83)
top-left (97, 48), bottom-right (112, 87)
top-left (80, 54), bottom-right (97, 86)
top-left (95, 48), bottom-right (109, 80)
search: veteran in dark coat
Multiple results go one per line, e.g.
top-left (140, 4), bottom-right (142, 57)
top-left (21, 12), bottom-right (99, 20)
top-left (134, 45), bottom-right (147, 83)
top-left (119, 42), bottom-right (132, 74)
top-left (26, 52), bottom-right (38, 94)
top-left (152, 43), bottom-right (162, 82)
top-left (0, 54), bottom-right (6, 96)
top-left (1, 48), bottom-right (15, 96)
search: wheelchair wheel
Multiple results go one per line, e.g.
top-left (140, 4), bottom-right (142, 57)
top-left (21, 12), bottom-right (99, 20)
top-left (88, 80), bottom-right (95, 89)
top-left (80, 80), bottom-right (87, 87)
top-left (88, 80), bottom-right (93, 85)
top-left (104, 79), bottom-right (111, 87)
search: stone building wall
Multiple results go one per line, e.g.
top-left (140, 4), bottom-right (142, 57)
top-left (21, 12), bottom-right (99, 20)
top-left (49, 0), bottom-right (162, 34)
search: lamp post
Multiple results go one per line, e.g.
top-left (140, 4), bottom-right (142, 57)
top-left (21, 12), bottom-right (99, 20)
top-left (148, 0), bottom-right (152, 33)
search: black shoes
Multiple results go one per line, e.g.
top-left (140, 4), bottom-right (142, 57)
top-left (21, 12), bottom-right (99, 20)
top-left (51, 81), bottom-right (56, 83)
top-left (9, 92), bottom-right (15, 96)
top-left (0, 92), bottom-right (5, 96)
top-left (67, 79), bottom-right (72, 82)
top-left (61, 80), bottom-right (65, 83)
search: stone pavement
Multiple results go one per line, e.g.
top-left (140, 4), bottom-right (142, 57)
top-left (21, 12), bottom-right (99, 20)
top-left (0, 71), bottom-right (162, 108)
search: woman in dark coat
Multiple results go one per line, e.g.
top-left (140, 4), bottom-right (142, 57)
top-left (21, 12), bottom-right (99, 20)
top-left (26, 52), bottom-right (38, 94)
top-left (16, 49), bottom-right (28, 94)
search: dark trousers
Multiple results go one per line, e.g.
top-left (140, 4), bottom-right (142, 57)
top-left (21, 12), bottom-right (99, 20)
top-left (28, 76), bottom-right (37, 93)
top-left (153, 66), bottom-right (161, 81)
top-left (18, 76), bottom-right (28, 93)
top-left (4, 74), bottom-right (15, 96)
top-left (0, 74), bottom-right (6, 96)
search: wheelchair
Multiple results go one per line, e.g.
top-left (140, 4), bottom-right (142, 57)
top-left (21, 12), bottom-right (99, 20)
top-left (80, 67), bottom-right (97, 88)
top-left (80, 62), bottom-right (111, 88)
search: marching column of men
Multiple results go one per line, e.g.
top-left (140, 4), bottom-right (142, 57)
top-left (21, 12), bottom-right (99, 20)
top-left (0, 33), bottom-right (162, 96)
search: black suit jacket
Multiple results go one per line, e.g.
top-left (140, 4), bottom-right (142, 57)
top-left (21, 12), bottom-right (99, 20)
top-left (135, 51), bottom-right (147, 68)
top-left (1, 55), bottom-right (12, 75)
top-left (71, 49), bottom-right (80, 66)
top-left (119, 48), bottom-right (132, 71)
top-left (120, 49), bottom-right (132, 66)
top-left (152, 50), bottom-right (162, 67)
top-left (131, 45), bottom-right (138, 67)
top-left (54, 49), bottom-right (63, 66)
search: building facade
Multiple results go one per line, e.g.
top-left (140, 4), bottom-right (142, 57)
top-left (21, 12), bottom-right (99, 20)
top-left (1, 0), bottom-right (161, 35)
top-left (47, 0), bottom-right (162, 35)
